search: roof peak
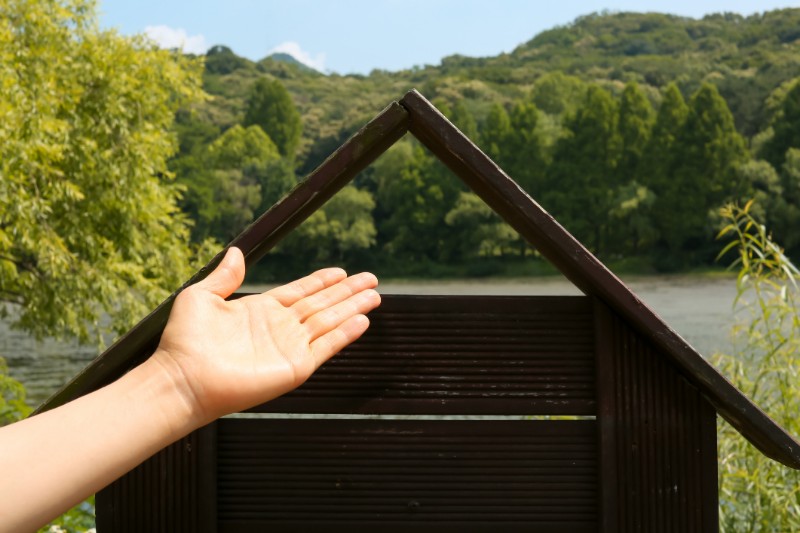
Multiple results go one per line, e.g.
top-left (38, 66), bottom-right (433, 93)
top-left (36, 89), bottom-right (800, 469)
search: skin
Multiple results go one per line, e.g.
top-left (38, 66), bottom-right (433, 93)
top-left (0, 247), bottom-right (380, 532)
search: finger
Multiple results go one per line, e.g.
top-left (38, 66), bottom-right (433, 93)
top-left (291, 272), bottom-right (378, 322)
top-left (194, 247), bottom-right (245, 299)
top-left (310, 314), bottom-right (371, 368)
top-left (304, 289), bottom-right (381, 341)
top-left (266, 268), bottom-right (347, 307)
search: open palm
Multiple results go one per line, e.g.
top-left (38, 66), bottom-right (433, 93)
top-left (154, 247), bottom-right (380, 424)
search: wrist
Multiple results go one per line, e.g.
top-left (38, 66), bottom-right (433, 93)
top-left (133, 352), bottom-right (207, 438)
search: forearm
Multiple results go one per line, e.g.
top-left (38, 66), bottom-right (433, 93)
top-left (0, 248), bottom-right (379, 532)
top-left (0, 354), bottom-right (196, 532)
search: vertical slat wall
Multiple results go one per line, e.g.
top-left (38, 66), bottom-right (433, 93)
top-left (595, 300), bottom-right (718, 532)
top-left (96, 423), bottom-right (217, 532)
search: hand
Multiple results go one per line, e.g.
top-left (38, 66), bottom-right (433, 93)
top-left (151, 247), bottom-right (380, 426)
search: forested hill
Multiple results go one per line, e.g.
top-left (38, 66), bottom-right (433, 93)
top-left (173, 9), bottom-right (800, 279)
top-left (456, 9), bottom-right (800, 135)
top-left (199, 10), bottom-right (800, 152)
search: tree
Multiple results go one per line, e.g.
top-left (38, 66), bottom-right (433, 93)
top-left (273, 186), bottom-right (376, 274)
top-left (760, 81), bottom-right (800, 171)
top-left (773, 149), bottom-right (800, 258)
top-left (204, 44), bottom-right (251, 75)
top-left (546, 85), bottom-right (621, 254)
top-left (644, 83), bottom-right (688, 190)
top-left (608, 181), bottom-right (657, 254)
top-left (445, 192), bottom-right (517, 260)
top-left (608, 82), bottom-right (656, 255)
top-left (449, 99), bottom-right (479, 141)
top-left (0, 0), bottom-right (207, 343)
top-left (506, 101), bottom-right (545, 195)
top-left (243, 78), bottom-right (302, 158)
top-left (531, 71), bottom-right (588, 116)
top-left (323, 187), bottom-right (377, 258)
top-left (665, 83), bottom-right (748, 261)
top-left (617, 81), bottom-right (655, 182)
top-left (0, 356), bottom-right (30, 426)
top-left (176, 125), bottom-right (286, 244)
top-left (644, 83), bottom-right (689, 255)
top-left (372, 140), bottom-right (460, 264)
top-left (480, 103), bottom-right (512, 165)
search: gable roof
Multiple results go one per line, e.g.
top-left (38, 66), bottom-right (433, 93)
top-left (36, 90), bottom-right (800, 469)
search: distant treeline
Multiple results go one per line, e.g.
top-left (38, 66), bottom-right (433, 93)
top-left (170, 10), bottom-right (800, 279)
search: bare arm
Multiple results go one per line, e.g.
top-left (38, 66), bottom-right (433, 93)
top-left (0, 247), bottom-right (380, 531)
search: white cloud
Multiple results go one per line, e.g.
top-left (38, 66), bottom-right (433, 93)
top-left (267, 41), bottom-right (326, 72)
top-left (144, 25), bottom-right (208, 55)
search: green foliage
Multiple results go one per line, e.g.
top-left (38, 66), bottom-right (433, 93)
top-left (204, 45), bottom-right (251, 75)
top-left (0, 356), bottom-right (30, 426)
top-left (243, 78), bottom-right (302, 158)
top-left (177, 9), bottom-right (800, 277)
top-left (270, 186), bottom-right (376, 275)
top-left (714, 201), bottom-right (800, 531)
top-left (322, 187), bottom-right (377, 255)
top-left (444, 192), bottom-right (516, 259)
top-left (174, 124), bottom-right (287, 244)
top-left (645, 83), bottom-right (689, 261)
top-left (659, 83), bottom-right (749, 262)
top-left (531, 72), bottom-right (587, 116)
top-left (0, 0), bottom-right (207, 343)
top-left (372, 140), bottom-right (462, 263)
top-left (480, 103), bottom-right (512, 164)
top-left (448, 100), bottom-right (478, 140)
top-left (678, 83), bottom-right (748, 200)
top-left (38, 495), bottom-right (95, 533)
top-left (505, 101), bottom-right (545, 195)
top-left (735, 157), bottom-right (800, 261)
top-left (546, 85), bottom-right (620, 253)
top-left (617, 81), bottom-right (655, 181)
top-left (173, 108), bottom-right (220, 156)
top-left (645, 85), bottom-right (689, 192)
top-left (609, 181), bottom-right (657, 254)
top-left (195, 9), bottom-right (800, 173)
top-left (761, 81), bottom-right (800, 171)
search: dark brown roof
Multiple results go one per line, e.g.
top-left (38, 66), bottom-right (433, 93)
top-left (36, 90), bottom-right (800, 469)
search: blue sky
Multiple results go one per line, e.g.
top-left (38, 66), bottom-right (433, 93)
top-left (98, 0), bottom-right (799, 74)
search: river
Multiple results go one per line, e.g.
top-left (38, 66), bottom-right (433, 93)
top-left (2, 273), bottom-right (740, 408)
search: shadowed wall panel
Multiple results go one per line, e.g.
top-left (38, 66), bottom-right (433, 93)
top-left (217, 418), bottom-right (597, 532)
top-left (259, 295), bottom-right (596, 415)
top-left (595, 301), bottom-right (718, 532)
top-left (96, 425), bottom-right (216, 532)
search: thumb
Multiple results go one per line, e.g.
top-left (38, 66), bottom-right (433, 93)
top-left (195, 247), bottom-right (245, 299)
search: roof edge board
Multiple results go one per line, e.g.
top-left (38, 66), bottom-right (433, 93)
top-left (34, 101), bottom-right (409, 415)
top-left (232, 101), bottom-right (409, 266)
top-left (33, 88), bottom-right (800, 471)
top-left (400, 89), bottom-right (800, 469)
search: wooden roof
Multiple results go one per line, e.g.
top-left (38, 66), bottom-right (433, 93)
top-left (36, 90), bottom-right (800, 469)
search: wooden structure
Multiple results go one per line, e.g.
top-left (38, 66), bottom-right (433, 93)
top-left (38, 90), bottom-right (800, 531)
